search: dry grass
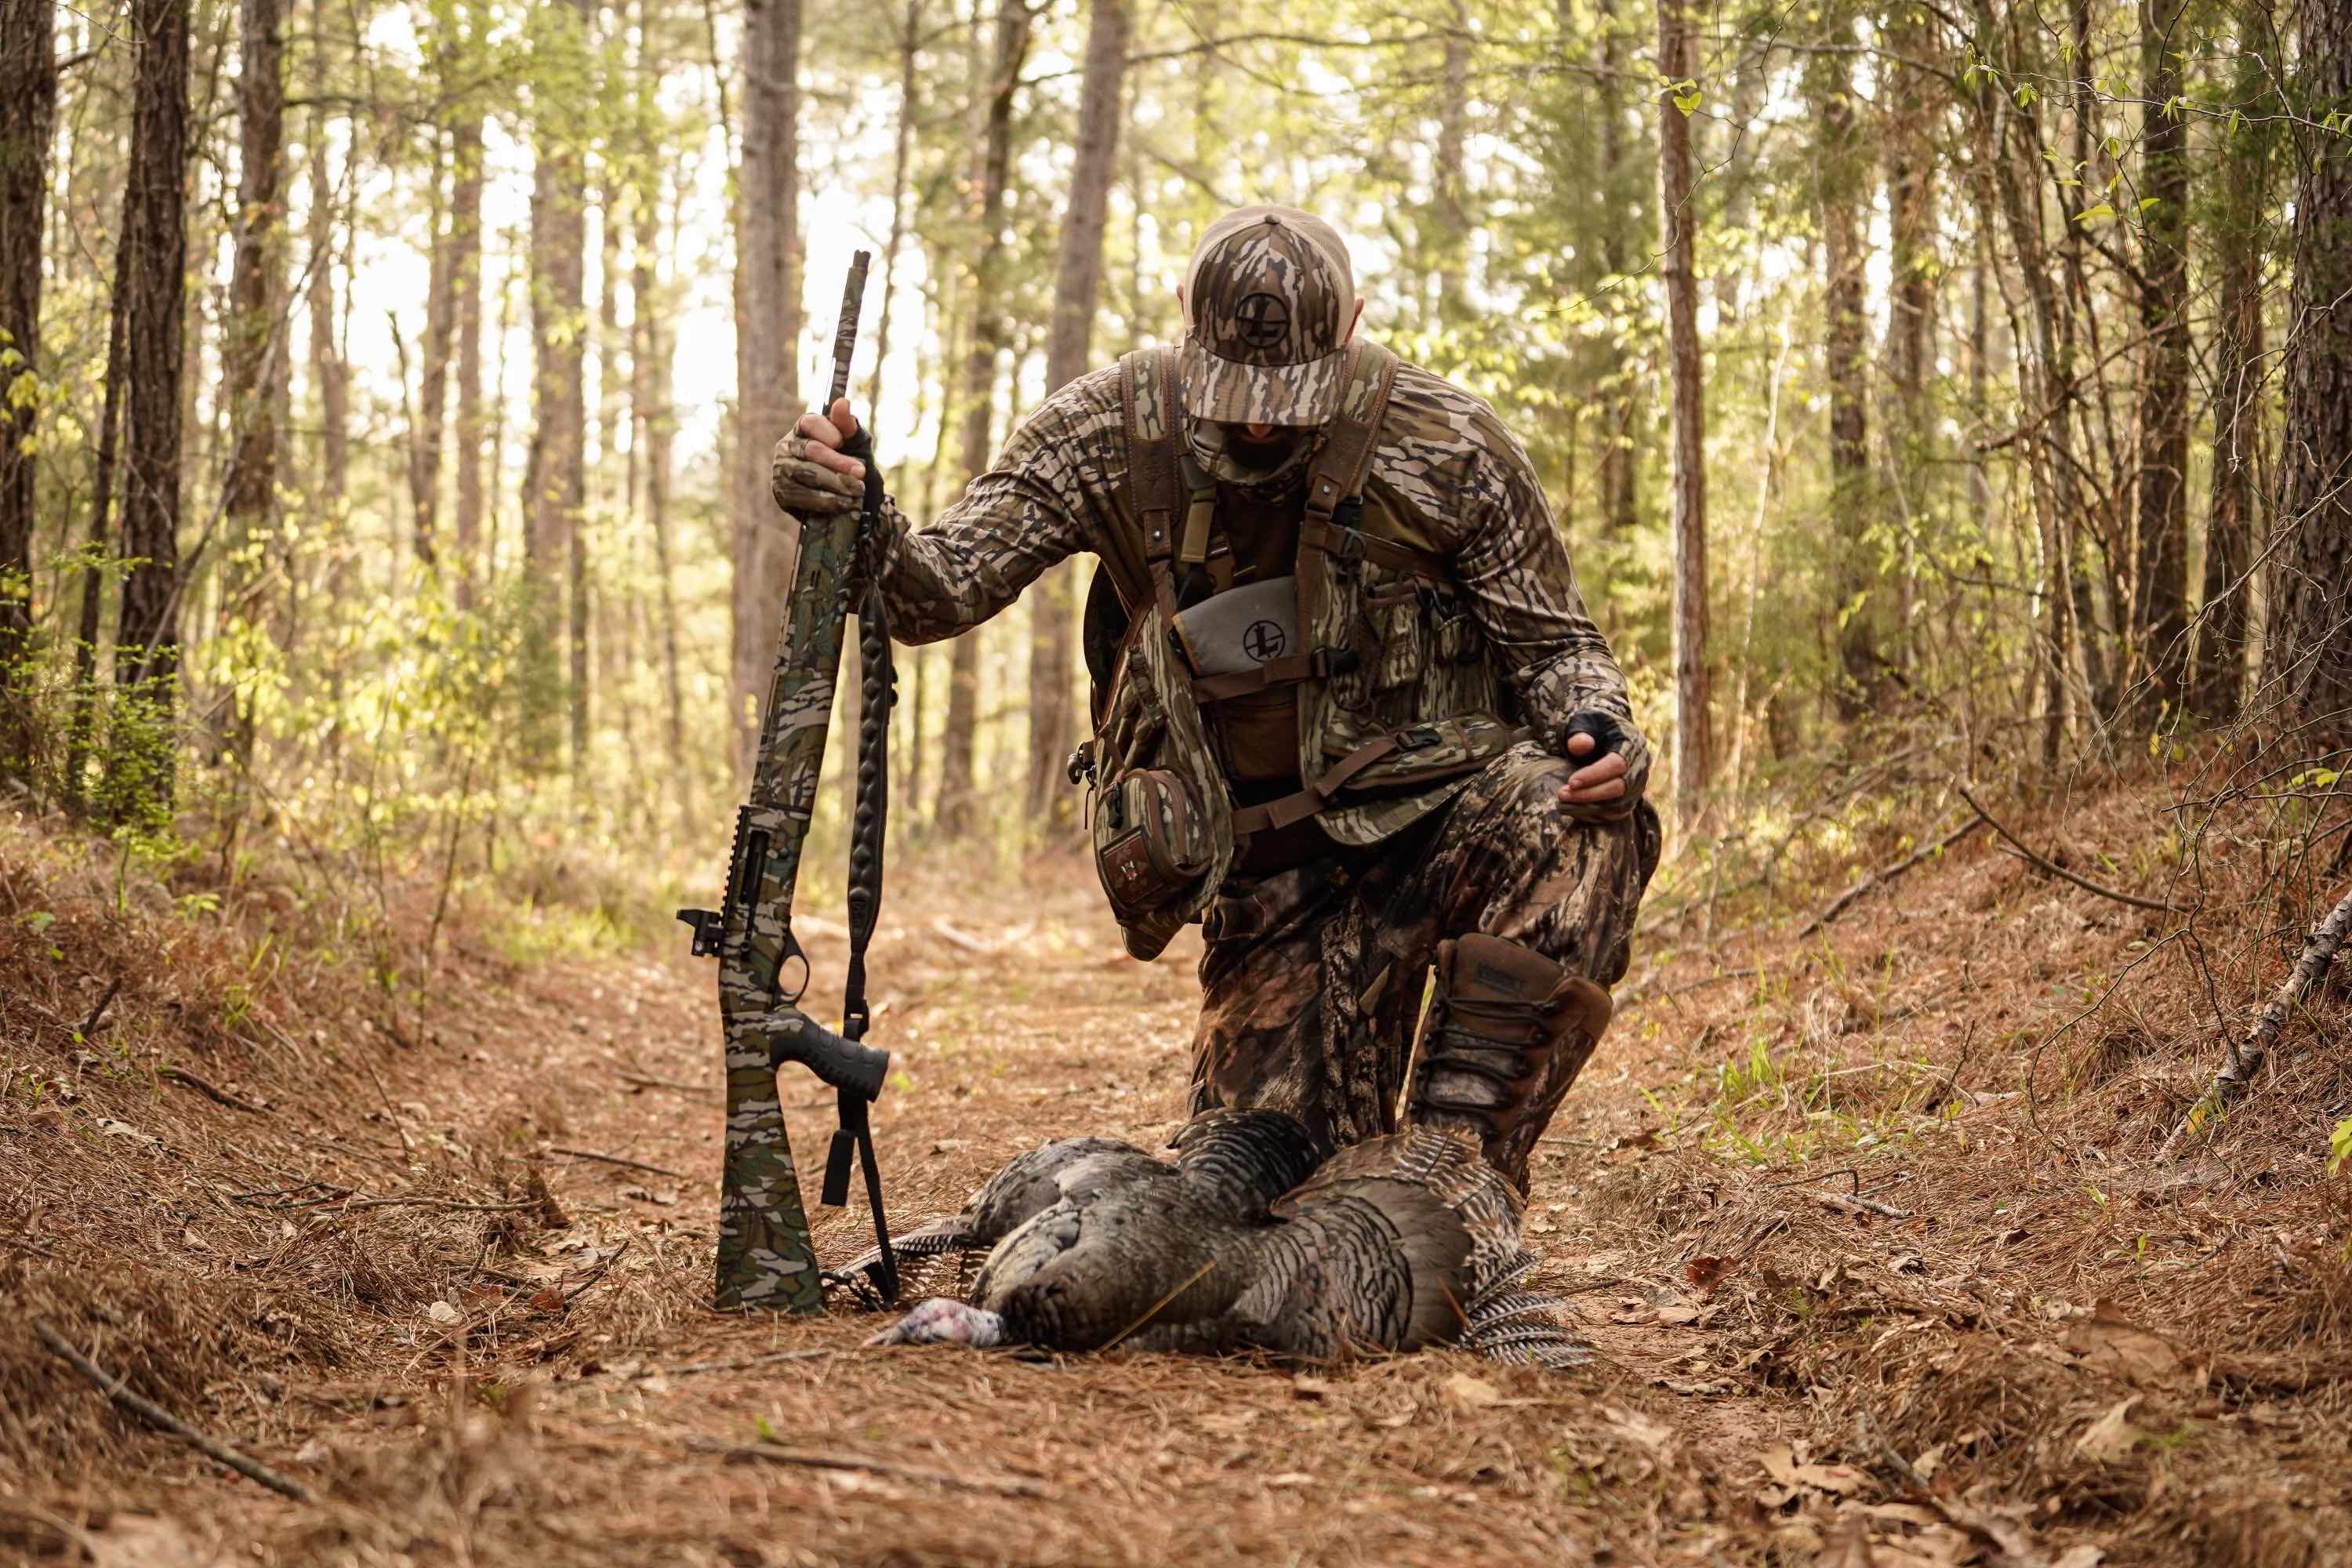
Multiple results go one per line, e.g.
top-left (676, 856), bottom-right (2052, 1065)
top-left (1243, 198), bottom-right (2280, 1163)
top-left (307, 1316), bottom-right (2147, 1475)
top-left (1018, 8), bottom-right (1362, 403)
top-left (2, 761), bottom-right (2349, 1566)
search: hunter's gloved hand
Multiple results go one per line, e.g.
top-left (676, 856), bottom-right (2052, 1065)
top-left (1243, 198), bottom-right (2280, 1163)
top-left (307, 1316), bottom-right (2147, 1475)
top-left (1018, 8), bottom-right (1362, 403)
top-left (1553, 710), bottom-right (1651, 823)
top-left (770, 397), bottom-right (878, 518)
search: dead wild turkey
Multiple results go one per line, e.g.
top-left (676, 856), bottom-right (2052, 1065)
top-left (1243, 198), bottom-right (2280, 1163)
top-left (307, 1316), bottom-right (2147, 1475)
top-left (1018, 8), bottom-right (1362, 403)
top-left (855, 1109), bottom-right (1589, 1367)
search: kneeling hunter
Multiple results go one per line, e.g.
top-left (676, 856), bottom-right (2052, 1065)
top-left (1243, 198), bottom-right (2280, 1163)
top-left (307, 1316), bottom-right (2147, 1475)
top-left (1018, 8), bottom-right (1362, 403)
top-left (771, 205), bottom-right (1660, 1192)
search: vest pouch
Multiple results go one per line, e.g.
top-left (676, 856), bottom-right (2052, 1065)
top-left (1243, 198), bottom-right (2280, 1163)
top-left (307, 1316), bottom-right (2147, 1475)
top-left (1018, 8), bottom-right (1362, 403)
top-left (1093, 768), bottom-right (1213, 917)
top-left (1171, 575), bottom-right (1306, 784)
top-left (1171, 576), bottom-right (1298, 677)
top-left (1081, 598), bottom-right (1239, 961)
top-left (1211, 688), bottom-right (1300, 782)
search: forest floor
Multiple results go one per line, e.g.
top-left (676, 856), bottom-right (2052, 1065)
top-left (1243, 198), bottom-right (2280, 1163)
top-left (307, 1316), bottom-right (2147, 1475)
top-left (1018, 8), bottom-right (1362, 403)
top-left (3, 775), bottom-right (2350, 1568)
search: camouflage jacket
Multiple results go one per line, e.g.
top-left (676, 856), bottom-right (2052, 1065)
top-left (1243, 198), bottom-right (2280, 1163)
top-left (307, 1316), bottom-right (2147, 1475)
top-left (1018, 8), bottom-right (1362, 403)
top-left (868, 347), bottom-right (1647, 843)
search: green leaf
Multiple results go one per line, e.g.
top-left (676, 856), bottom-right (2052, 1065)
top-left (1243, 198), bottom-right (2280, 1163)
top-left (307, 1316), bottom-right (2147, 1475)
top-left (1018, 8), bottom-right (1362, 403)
top-left (2074, 201), bottom-right (2117, 224)
top-left (2332, 1115), bottom-right (2352, 1176)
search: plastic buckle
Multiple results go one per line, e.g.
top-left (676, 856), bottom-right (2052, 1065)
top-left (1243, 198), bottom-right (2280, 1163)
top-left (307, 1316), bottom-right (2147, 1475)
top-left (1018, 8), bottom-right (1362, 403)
top-left (1398, 725), bottom-right (1442, 750)
top-left (1329, 528), bottom-right (1367, 565)
top-left (1312, 646), bottom-right (1360, 679)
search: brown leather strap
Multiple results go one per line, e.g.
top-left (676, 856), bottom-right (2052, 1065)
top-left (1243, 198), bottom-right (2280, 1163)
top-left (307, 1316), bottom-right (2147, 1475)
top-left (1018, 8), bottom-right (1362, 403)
top-left (1120, 347), bottom-right (1184, 616)
top-left (1229, 732), bottom-right (1403, 836)
top-left (1229, 718), bottom-right (1530, 838)
top-left (1296, 342), bottom-right (1401, 635)
top-left (1301, 342), bottom-right (1399, 527)
top-left (1298, 517), bottom-right (1448, 582)
top-left (1193, 651), bottom-right (1317, 702)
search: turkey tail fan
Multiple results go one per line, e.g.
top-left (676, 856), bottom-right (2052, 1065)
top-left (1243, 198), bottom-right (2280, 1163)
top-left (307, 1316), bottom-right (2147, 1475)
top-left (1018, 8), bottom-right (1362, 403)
top-left (1461, 1242), bottom-right (1593, 1370)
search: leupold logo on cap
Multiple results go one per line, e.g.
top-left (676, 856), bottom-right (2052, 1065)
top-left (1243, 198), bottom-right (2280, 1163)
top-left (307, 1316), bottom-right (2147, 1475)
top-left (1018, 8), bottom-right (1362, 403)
top-left (1233, 292), bottom-right (1290, 349)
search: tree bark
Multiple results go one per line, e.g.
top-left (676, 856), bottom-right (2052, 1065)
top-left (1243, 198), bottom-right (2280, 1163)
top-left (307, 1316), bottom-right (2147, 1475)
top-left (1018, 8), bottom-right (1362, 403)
top-left (2269, 0), bottom-right (2352, 741)
top-left (1813, 64), bottom-right (1875, 717)
top-left (1432, 0), bottom-right (1469, 318)
top-left (528, 0), bottom-right (591, 774)
top-left (2190, 43), bottom-right (2268, 722)
top-left (1026, 0), bottom-right (1126, 825)
top-left (635, 181), bottom-right (687, 838)
top-left (937, 0), bottom-right (1032, 839)
top-left (1594, 0), bottom-right (1637, 536)
top-left (64, 228), bottom-right (131, 804)
top-left (410, 122), bottom-right (459, 571)
top-left (1657, 0), bottom-right (1708, 820)
top-left (219, 0), bottom-right (284, 777)
top-left (450, 112), bottom-right (485, 610)
top-left (2129, 0), bottom-right (2191, 721)
top-left (1882, 5), bottom-right (1937, 677)
top-left (117, 0), bottom-right (192, 741)
top-left (0, 0), bottom-right (57, 691)
top-left (301, 0), bottom-right (348, 685)
top-left (729, 0), bottom-right (804, 780)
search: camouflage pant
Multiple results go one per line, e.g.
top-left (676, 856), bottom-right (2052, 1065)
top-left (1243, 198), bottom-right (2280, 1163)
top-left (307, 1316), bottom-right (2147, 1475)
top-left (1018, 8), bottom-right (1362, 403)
top-left (1189, 742), bottom-right (1661, 1153)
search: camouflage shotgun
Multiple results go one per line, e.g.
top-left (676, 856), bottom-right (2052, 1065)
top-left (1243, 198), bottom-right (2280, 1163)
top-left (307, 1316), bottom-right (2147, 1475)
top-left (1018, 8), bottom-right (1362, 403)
top-left (680, 252), bottom-right (898, 1312)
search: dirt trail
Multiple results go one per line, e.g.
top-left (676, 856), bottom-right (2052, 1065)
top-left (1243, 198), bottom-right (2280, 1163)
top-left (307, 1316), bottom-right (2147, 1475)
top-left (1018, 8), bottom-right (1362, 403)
top-left (6, 804), bottom-right (2350, 1566)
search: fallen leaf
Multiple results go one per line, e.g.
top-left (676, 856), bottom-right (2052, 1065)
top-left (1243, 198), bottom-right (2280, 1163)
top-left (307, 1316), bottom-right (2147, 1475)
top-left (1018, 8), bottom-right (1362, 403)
top-left (2073, 1396), bottom-right (2141, 1464)
top-left (1814, 1515), bottom-right (1877, 1568)
top-left (425, 1300), bottom-right (462, 1325)
top-left (1266, 1472), bottom-right (1313, 1488)
top-left (1602, 1405), bottom-right (1675, 1456)
top-left (1657, 1305), bottom-right (1704, 1327)
top-left (95, 1118), bottom-right (154, 1143)
top-left (2051, 1547), bottom-right (2107, 1568)
top-left (2064, 1306), bottom-right (2190, 1388)
top-left (1909, 1443), bottom-right (1947, 1481)
top-left (1291, 1375), bottom-right (1333, 1400)
top-left (1443, 1372), bottom-right (1502, 1410)
top-left (1686, 1254), bottom-right (1731, 1290)
top-left (1762, 1444), bottom-right (1870, 1496)
top-left (622, 1187), bottom-right (680, 1207)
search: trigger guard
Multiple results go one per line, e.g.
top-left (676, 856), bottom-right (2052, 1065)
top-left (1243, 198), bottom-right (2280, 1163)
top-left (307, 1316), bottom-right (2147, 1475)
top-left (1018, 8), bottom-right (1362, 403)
top-left (777, 926), bottom-right (811, 1007)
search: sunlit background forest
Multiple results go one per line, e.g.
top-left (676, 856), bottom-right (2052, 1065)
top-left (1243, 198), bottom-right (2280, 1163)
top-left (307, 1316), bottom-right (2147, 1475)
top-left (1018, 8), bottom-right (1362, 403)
top-left (1, 0), bottom-right (2346, 941)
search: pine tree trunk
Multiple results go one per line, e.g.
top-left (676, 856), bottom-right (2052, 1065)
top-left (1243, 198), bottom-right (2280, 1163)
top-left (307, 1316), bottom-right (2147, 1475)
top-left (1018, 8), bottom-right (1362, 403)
top-left (450, 113), bottom-right (485, 610)
top-left (1432, 0), bottom-right (1468, 316)
top-left (411, 122), bottom-right (459, 571)
top-left (2190, 43), bottom-right (2267, 722)
top-left (1595, 0), bottom-right (1637, 536)
top-left (303, 0), bottom-right (348, 675)
top-left (1657, 0), bottom-right (1708, 820)
top-left (220, 0), bottom-right (284, 777)
top-left (635, 183), bottom-right (687, 838)
top-left (0, 0), bottom-right (56, 695)
top-left (528, 6), bottom-right (590, 774)
top-left (1026, 0), bottom-right (1125, 826)
top-left (937, 0), bottom-right (1032, 840)
top-left (2268, 0), bottom-right (2352, 740)
top-left (64, 237), bottom-right (130, 804)
top-left (730, 0), bottom-right (804, 780)
top-left (2129, 0), bottom-right (2191, 721)
top-left (1814, 68), bottom-right (1874, 717)
top-left (867, 0), bottom-right (921, 419)
top-left (117, 0), bottom-right (191, 742)
top-left (1882, 9), bottom-right (1937, 677)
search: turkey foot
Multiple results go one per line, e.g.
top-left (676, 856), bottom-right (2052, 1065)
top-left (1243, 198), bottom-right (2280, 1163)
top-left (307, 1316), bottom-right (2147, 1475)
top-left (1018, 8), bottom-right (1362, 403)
top-left (868, 1297), bottom-right (1007, 1348)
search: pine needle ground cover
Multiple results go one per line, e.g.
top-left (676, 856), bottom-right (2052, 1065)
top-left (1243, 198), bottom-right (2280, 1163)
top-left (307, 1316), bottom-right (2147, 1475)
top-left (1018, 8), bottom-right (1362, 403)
top-left (2, 775), bottom-right (2347, 1568)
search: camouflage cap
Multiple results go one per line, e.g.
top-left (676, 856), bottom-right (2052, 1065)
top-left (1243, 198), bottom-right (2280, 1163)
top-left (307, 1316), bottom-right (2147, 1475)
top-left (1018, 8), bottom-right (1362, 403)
top-left (1180, 205), bottom-right (1357, 427)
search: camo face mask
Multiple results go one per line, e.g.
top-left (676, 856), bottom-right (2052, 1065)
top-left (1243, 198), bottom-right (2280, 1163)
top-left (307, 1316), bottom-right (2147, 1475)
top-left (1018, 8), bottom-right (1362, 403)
top-left (1186, 417), bottom-right (1319, 494)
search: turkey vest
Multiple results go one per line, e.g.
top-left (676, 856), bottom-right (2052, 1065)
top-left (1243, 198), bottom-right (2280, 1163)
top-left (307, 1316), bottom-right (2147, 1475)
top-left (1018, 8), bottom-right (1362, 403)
top-left (1075, 342), bottom-right (1521, 960)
